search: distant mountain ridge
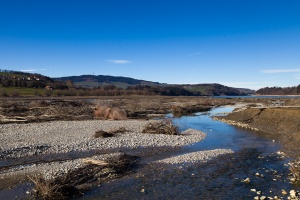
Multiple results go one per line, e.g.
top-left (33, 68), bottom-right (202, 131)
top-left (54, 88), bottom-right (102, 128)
top-left (0, 70), bottom-right (255, 96)
top-left (56, 75), bottom-right (255, 96)
top-left (55, 74), bottom-right (162, 89)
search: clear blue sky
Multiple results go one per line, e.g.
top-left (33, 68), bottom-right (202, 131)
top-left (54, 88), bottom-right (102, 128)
top-left (1, 0), bottom-right (300, 90)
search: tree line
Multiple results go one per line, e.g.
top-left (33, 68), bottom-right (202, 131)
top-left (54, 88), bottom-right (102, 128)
top-left (256, 85), bottom-right (300, 95)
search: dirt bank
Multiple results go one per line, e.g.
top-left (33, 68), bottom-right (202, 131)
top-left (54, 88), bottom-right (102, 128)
top-left (216, 107), bottom-right (300, 157)
top-left (218, 107), bottom-right (300, 136)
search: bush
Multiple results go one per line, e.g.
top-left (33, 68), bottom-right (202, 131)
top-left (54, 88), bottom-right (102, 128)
top-left (11, 90), bottom-right (20, 97)
top-left (0, 89), bottom-right (9, 97)
top-left (44, 89), bottom-right (53, 97)
top-left (55, 90), bottom-right (63, 97)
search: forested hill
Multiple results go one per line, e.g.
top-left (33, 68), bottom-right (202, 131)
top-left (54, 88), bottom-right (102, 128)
top-left (183, 84), bottom-right (254, 96)
top-left (55, 75), bottom-right (161, 88)
top-left (1, 70), bottom-right (254, 96)
top-left (56, 75), bottom-right (254, 96)
top-left (256, 85), bottom-right (300, 95)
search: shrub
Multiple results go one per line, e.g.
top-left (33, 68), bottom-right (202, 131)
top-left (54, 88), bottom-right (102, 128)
top-left (11, 90), bottom-right (20, 97)
top-left (0, 89), bottom-right (9, 97)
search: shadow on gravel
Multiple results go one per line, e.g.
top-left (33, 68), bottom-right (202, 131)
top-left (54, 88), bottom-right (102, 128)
top-left (29, 153), bottom-right (139, 200)
top-left (0, 145), bottom-right (182, 172)
top-left (80, 148), bottom-right (297, 200)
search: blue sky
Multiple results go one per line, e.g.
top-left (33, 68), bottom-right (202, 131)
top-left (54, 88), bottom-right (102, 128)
top-left (1, 0), bottom-right (300, 90)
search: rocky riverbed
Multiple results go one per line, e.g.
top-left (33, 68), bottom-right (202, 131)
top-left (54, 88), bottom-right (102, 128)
top-left (1, 98), bottom-right (300, 199)
top-left (0, 119), bottom-right (236, 199)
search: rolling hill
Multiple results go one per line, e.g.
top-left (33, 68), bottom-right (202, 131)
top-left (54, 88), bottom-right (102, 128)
top-left (55, 75), bottom-right (255, 96)
top-left (0, 70), bottom-right (255, 96)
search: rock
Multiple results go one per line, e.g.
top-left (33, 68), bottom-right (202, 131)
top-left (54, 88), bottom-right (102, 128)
top-left (260, 196), bottom-right (266, 200)
top-left (282, 189), bottom-right (287, 195)
top-left (289, 190), bottom-right (296, 198)
top-left (242, 178), bottom-right (250, 183)
top-left (257, 191), bottom-right (261, 195)
top-left (290, 178), bottom-right (296, 182)
top-left (251, 189), bottom-right (257, 192)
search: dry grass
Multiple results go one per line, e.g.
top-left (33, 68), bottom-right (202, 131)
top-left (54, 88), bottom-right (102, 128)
top-left (94, 127), bottom-right (127, 138)
top-left (28, 153), bottom-right (139, 199)
top-left (142, 119), bottom-right (179, 135)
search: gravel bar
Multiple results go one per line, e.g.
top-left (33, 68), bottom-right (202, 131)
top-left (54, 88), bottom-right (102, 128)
top-left (0, 119), bottom-right (234, 180)
top-left (0, 120), bottom-right (206, 158)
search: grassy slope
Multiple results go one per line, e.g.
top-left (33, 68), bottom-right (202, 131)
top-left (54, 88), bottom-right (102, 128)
top-left (0, 86), bottom-right (44, 96)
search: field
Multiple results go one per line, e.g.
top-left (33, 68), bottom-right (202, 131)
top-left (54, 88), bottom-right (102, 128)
top-left (0, 86), bottom-right (44, 96)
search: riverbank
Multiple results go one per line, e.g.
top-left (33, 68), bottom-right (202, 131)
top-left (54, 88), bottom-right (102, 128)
top-left (214, 107), bottom-right (300, 157)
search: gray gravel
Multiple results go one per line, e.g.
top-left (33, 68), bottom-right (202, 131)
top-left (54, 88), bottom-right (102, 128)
top-left (0, 120), bottom-right (206, 157)
top-left (156, 149), bottom-right (234, 166)
top-left (0, 119), bottom-right (234, 180)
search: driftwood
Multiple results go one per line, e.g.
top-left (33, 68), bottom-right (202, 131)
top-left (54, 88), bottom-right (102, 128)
top-left (29, 153), bottom-right (139, 199)
top-left (82, 159), bottom-right (109, 166)
top-left (143, 119), bottom-right (179, 135)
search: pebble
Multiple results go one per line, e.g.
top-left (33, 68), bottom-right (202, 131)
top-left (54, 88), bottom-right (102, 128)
top-left (282, 189), bottom-right (287, 195)
top-left (242, 178), bottom-right (250, 183)
top-left (289, 190), bottom-right (296, 198)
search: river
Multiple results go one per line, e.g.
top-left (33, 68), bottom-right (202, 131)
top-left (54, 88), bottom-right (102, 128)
top-left (173, 106), bottom-right (280, 153)
top-left (81, 106), bottom-right (298, 200)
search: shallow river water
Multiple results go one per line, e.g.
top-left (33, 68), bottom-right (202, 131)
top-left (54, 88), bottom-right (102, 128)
top-left (174, 106), bottom-right (280, 153)
top-left (81, 106), bottom-right (299, 200)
